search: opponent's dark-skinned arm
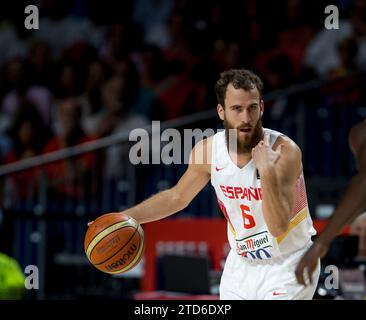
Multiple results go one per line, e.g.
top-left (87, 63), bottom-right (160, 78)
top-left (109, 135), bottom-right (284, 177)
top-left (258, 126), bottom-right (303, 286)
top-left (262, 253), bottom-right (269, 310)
top-left (295, 121), bottom-right (366, 285)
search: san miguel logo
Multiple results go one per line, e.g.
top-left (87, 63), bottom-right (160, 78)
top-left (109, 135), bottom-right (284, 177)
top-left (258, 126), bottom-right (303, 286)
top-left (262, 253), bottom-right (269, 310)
top-left (235, 231), bottom-right (273, 260)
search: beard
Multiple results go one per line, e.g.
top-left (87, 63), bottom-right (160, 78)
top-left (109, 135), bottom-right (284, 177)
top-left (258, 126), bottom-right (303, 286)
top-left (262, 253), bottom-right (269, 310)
top-left (224, 117), bottom-right (263, 154)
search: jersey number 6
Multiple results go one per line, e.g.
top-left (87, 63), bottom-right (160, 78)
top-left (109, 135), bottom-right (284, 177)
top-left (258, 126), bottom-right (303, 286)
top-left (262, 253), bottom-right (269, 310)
top-left (240, 204), bottom-right (256, 229)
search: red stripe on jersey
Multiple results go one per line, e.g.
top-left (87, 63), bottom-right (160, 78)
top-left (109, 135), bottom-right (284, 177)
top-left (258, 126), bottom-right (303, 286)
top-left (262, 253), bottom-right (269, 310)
top-left (216, 193), bottom-right (235, 232)
top-left (291, 173), bottom-right (308, 218)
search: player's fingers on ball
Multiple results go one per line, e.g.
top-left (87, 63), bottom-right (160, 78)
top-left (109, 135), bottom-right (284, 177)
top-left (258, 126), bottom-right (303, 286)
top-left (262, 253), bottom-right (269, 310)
top-left (87, 221), bottom-right (94, 226)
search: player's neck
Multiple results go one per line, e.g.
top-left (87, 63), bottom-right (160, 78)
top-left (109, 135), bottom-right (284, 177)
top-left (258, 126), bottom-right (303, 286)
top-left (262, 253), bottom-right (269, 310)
top-left (228, 149), bottom-right (252, 168)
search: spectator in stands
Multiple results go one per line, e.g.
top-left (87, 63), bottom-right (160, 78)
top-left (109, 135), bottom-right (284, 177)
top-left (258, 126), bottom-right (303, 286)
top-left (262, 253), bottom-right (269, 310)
top-left (1, 58), bottom-right (53, 127)
top-left (84, 60), bottom-right (147, 138)
top-left (0, 17), bottom-right (28, 66)
top-left (98, 22), bottom-right (138, 65)
top-left (78, 59), bottom-right (108, 126)
top-left (157, 59), bottom-right (206, 120)
top-left (212, 41), bottom-right (243, 71)
top-left (329, 37), bottom-right (359, 78)
top-left (132, 45), bottom-right (166, 120)
top-left (303, 0), bottom-right (366, 77)
top-left (0, 135), bottom-right (11, 164)
top-left (135, 45), bottom-right (166, 92)
top-left (83, 73), bottom-right (124, 137)
top-left (88, 61), bottom-right (148, 177)
top-left (27, 41), bottom-right (54, 88)
top-left (132, 0), bottom-right (174, 48)
top-left (33, 0), bottom-right (102, 59)
top-left (275, 0), bottom-right (315, 76)
top-left (262, 54), bottom-right (299, 134)
top-left (44, 97), bottom-right (95, 198)
top-left (266, 54), bottom-right (295, 91)
top-left (3, 102), bottom-right (52, 199)
top-left (52, 62), bottom-right (83, 100)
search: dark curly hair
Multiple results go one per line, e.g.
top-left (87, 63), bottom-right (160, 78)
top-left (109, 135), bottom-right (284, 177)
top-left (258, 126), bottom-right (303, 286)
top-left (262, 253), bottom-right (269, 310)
top-left (215, 69), bottom-right (263, 108)
top-left (8, 101), bottom-right (51, 157)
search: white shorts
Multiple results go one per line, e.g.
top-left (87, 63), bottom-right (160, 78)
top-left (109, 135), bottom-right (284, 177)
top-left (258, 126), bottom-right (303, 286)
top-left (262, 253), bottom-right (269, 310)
top-left (219, 244), bottom-right (320, 300)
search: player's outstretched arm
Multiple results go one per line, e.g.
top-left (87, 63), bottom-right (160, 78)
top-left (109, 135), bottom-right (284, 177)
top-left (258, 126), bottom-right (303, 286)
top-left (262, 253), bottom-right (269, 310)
top-left (295, 121), bottom-right (366, 285)
top-left (122, 138), bottom-right (212, 224)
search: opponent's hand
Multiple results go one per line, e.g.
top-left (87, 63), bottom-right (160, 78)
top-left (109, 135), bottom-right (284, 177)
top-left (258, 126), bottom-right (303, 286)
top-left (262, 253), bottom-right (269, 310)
top-left (295, 241), bottom-right (328, 286)
top-left (252, 134), bottom-right (284, 173)
top-left (350, 215), bottom-right (366, 256)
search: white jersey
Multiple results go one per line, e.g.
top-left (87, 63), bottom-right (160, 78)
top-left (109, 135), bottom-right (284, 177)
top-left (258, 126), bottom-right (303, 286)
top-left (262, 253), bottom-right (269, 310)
top-left (211, 128), bottom-right (316, 260)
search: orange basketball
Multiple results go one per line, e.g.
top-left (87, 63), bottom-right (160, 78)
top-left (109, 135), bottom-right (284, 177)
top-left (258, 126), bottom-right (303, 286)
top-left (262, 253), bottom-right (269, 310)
top-left (84, 212), bottom-right (144, 274)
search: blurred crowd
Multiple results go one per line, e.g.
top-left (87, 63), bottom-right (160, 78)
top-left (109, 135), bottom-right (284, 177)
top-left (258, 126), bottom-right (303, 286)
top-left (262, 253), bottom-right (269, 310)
top-left (0, 0), bottom-right (366, 198)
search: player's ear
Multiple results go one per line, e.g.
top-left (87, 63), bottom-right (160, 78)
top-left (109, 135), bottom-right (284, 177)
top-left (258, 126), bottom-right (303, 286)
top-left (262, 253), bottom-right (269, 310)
top-left (260, 99), bottom-right (264, 117)
top-left (217, 104), bottom-right (225, 121)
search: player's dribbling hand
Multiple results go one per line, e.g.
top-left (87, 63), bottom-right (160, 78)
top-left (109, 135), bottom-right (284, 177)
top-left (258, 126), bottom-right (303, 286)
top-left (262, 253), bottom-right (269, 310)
top-left (252, 134), bottom-right (284, 172)
top-left (295, 241), bottom-right (328, 286)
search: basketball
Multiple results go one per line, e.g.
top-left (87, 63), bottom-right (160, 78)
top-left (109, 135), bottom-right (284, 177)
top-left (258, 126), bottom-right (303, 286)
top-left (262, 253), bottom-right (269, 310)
top-left (84, 212), bottom-right (145, 274)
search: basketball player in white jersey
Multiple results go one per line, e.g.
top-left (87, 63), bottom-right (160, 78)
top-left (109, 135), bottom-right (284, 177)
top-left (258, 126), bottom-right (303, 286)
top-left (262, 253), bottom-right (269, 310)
top-left (120, 69), bottom-right (320, 299)
top-left (296, 120), bottom-right (366, 285)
